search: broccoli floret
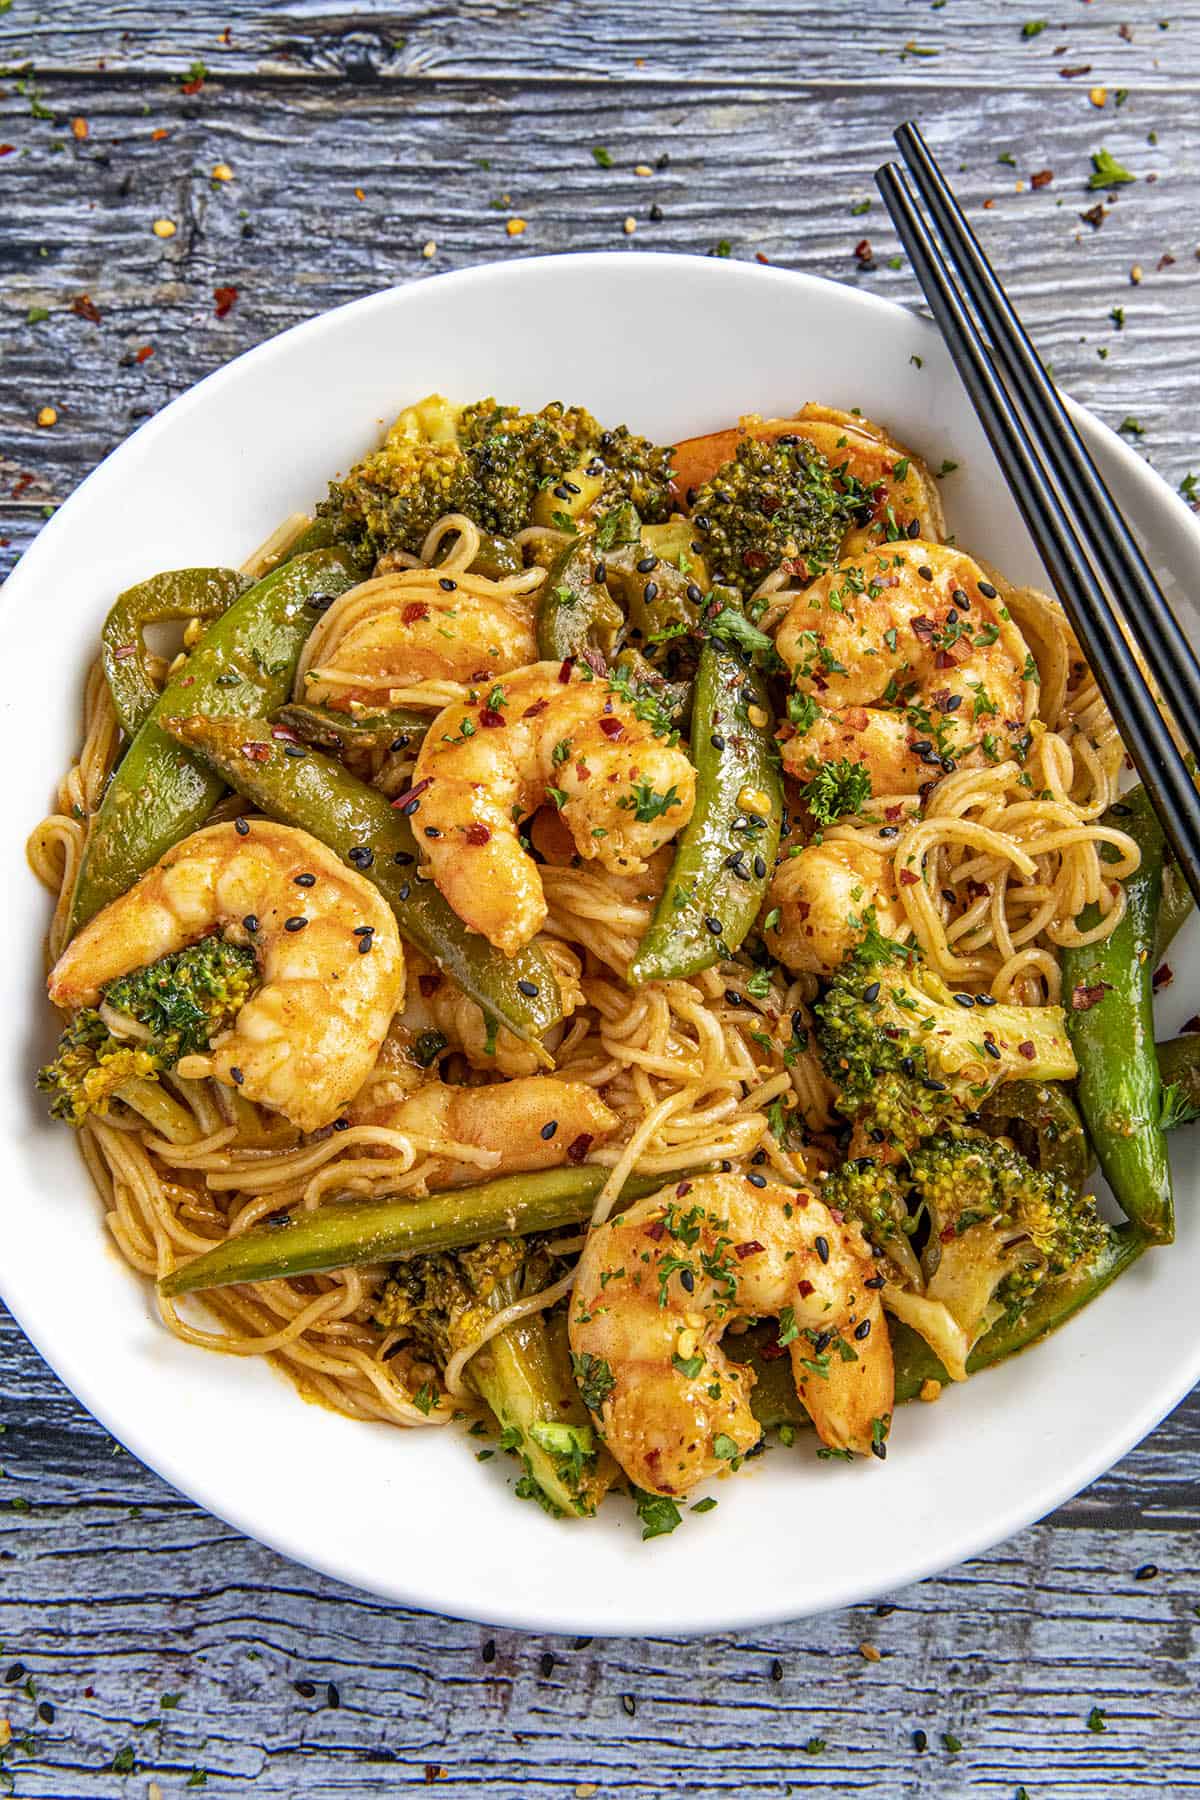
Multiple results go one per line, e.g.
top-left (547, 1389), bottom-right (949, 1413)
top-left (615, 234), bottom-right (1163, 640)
top-left (820, 1155), bottom-right (922, 1288)
top-left (814, 932), bottom-right (1077, 1150)
top-left (375, 1238), bottom-right (608, 1518)
top-left (689, 433), bottom-right (858, 597)
top-left (38, 934), bottom-right (257, 1127)
top-left (319, 439), bottom-right (485, 559)
top-left (909, 1132), bottom-right (1109, 1357)
top-left (593, 422), bottom-right (676, 522)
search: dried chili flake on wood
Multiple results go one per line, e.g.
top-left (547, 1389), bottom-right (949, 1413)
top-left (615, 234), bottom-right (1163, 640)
top-left (213, 285), bottom-right (238, 318)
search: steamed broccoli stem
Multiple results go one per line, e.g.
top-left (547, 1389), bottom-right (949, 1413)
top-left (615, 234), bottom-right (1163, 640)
top-left (472, 1307), bottom-right (612, 1518)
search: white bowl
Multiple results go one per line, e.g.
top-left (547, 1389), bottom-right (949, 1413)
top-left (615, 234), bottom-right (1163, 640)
top-left (3, 253), bottom-right (1198, 1635)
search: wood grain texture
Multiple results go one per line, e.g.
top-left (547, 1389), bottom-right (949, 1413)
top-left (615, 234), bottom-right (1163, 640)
top-left (1, 3), bottom-right (1199, 1795)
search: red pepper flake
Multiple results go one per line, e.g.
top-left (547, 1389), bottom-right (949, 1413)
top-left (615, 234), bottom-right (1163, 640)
top-left (1031, 169), bottom-right (1054, 189)
top-left (885, 804), bottom-right (904, 821)
top-left (402, 601), bottom-right (430, 623)
top-left (478, 706), bottom-right (506, 729)
top-left (1058, 63), bottom-right (1092, 77)
top-left (755, 251), bottom-right (770, 264)
top-left (1157, 253), bottom-right (1177, 272)
top-left (71, 294), bottom-right (101, 323)
top-left (854, 237), bottom-right (874, 268)
top-left (675, 1181), bottom-right (692, 1198)
top-left (213, 285), bottom-right (238, 319)
top-left (522, 697), bottom-right (550, 718)
top-left (796, 1278), bottom-right (814, 1299)
top-left (910, 615), bottom-right (936, 644)
top-left (0, 146), bottom-right (15, 158)
top-left (759, 1336), bottom-right (787, 1361)
top-left (934, 649), bottom-right (957, 669)
top-left (270, 724), bottom-right (300, 743)
top-left (940, 1224), bottom-right (957, 1243)
top-left (181, 76), bottom-right (205, 95)
top-left (644, 1219), bottom-right (666, 1241)
top-left (735, 1240), bottom-right (765, 1260)
top-left (558, 657), bottom-right (575, 683)
top-left (899, 868), bottom-right (920, 886)
top-left (1071, 980), bottom-right (1111, 1012)
top-left (575, 760), bottom-right (591, 782)
top-left (1017, 1040), bottom-right (1036, 1060)
top-left (418, 972), bottom-right (443, 998)
top-left (135, 344), bottom-right (155, 363)
top-left (464, 822), bottom-right (490, 846)
top-left (599, 716), bottom-right (624, 740)
top-left (567, 1133), bottom-right (595, 1164)
top-left (151, 127), bottom-right (171, 142)
top-left (1152, 962), bottom-right (1174, 993)
top-left (780, 556), bottom-right (810, 579)
top-left (795, 899), bottom-right (811, 921)
top-left (743, 548), bottom-right (769, 572)
top-left (11, 473), bottom-right (34, 499)
top-left (1080, 202), bottom-right (1108, 230)
top-left (240, 741), bottom-right (271, 762)
top-left (391, 775), bottom-right (432, 810)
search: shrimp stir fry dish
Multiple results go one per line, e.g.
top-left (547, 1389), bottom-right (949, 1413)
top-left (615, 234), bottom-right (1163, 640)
top-left (30, 390), bottom-right (1185, 1531)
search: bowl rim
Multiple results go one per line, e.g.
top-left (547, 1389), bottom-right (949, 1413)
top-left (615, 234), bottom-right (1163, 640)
top-left (6, 251), bottom-right (1200, 1635)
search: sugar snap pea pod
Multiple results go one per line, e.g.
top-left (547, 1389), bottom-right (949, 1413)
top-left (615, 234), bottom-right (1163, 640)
top-left (102, 568), bottom-right (252, 737)
top-left (978, 1080), bottom-right (1094, 1191)
top-left (160, 713), bottom-right (562, 1051)
top-left (536, 534), bottom-right (625, 661)
top-left (159, 1165), bottom-right (685, 1296)
top-left (274, 701), bottom-right (431, 757)
top-left (70, 546), bottom-right (367, 934)
top-left (744, 1223), bottom-right (1149, 1427)
top-left (630, 640), bottom-right (782, 983)
top-left (1062, 782), bottom-right (1173, 1242)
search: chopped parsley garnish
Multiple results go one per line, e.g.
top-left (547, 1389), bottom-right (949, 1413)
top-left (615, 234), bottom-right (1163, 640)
top-left (1088, 148), bottom-right (1135, 190)
top-left (632, 1487), bottom-right (682, 1539)
top-left (619, 779), bottom-right (683, 823)
top-left (799, 757), bottom-right (872, 824)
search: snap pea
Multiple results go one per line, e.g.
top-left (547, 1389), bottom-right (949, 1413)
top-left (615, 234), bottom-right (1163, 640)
top-left (744, 1223), bottom-right (1148, 1426)
top-left (70, 546), bottom-right (367, 933)
top-left (160, 713), bottom-right (562, 1051)
top-left (274, 701), bottom-right (431, 758)
top-left (1062, 782), bottom-right (1173, 1242)
top-left (159, 1165), bottom-right (686, 1296)
top-left (1156, 1033), bottom-right (1200, 1126)
top-left (630, 639), bottom-right (782, 983)
top-left (102, 568), bottom-right (252, 737)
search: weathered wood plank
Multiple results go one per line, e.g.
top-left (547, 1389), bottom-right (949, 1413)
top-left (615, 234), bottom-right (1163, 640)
top-left (4, 0), bottom-right (1200, 89)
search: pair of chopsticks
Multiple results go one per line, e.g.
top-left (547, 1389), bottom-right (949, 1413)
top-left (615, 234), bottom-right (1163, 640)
top-left (876, 120), bottom-right (1200, 909)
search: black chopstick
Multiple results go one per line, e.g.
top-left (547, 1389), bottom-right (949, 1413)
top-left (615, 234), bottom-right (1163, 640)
top-left (874, 146), bottom-right (1200, 910)
top-left (894, 120), bottom-right (1200, 734)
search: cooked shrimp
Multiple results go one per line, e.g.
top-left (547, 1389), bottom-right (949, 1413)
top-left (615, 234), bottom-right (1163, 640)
top-left (412, 660), bottom-right (697, 955)
top-left (389, 943), bottom-right (585, 1076)
top-left (295, 574), bottom-right (538, 710)
top-left (48, 821), bottom-right (404, 1133)
top-left (350, 1072), bottom-right (619, 1187)
top-left (777, 540), bottom-right (1037, 797)
top-left (671, 403), bottom-right (943, 551)
top-left (570, 1171), bottom-right (893, 1495)
top-left (765, 841), bottom-right (905, 976)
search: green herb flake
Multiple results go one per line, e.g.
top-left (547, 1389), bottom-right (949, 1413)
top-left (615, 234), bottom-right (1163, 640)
top-left (632, 1487), bottom-right (682, 1539)
top-left (690, 1496), bottom-right (718, 1514)
top-left (1087, 1705), bottom-right (1108, 1734)
top-left (1088, 148), bottom-right (1135, 190)
top-left (592, 146), bottom-right (613, 168)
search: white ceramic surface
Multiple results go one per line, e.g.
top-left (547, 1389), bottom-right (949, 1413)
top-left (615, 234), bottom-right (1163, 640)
top-left (3, 253), bottom-right (1198, 1635)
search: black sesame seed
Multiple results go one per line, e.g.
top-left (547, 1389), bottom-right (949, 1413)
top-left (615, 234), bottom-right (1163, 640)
top-left (649, 202), bottom-right (663, 221)
top-left (854, 1318), bottom-right (872, 1340)
top-left (977, 579), bottom-right (998, 598)
top-left (906, 518), bottom-right (921, 539)
top-left (711, 733), bottom-right (726, 751)
top-left (952, 587), bottom-right (969, 608)
top-left (540, 1652), bottom-right (556, 1678)
top-left (753, 854), bottom-right (767, 879)
top-left (399, 797), bottom-right (420, 816)
top-left (540, 1120), bottom-right (558, 1140)
top-left (393, 850), bottom-right (415, 866)
top-left (953, 993), bottom-right (975, 1008)
top-left (294, 1680), bottom-right (317, 1699)
top-left (811, 1331), bottom-right (832, 1354)
top-left (879, 826), bottom-right (898, 839)
top-left (439, 576), bottom-right (457, 591)
top-left (875, 1603), bottom-right (895, 1617)
top-left (397, 882), bottom-right (411, 901)
top-left (719, 1159), bottom-right (732, 1172)
top-left (862, 980), bottom-right (881, 1003)
top-left (424, 826), bottom-right (441, 838)
top-left (552, 484), bottom-right (572, 501)
top-left (283, 742), bottom-right (307, 758)
top-left (704, 916), bottom-right (724, 934)
top-left (308, 592), bottom-right (337, 613)
top-left (242, 913), bottom-right (259, 933)
top-left (913, 1729), bottom-right (928, 1753)
top-left (517, 978), bottom-right (539, 997)
top-left (917, 564), bottom-right (934, 582)
top-left (636, 554), bottom-right (658, 573)
top-left (747, 1171), bottom-right (767, 1188)
top-left (871, 1438), bottom-right (888, 1461)
top-left (1134, 1562), bottom-right (1159, 1580)
top-left (4, 1664), bottom-right (25, 1684)
top-left (230, 1066), bottom-right (244, 1086)
top-left (357, 935), bottom-right (373, 954)
top-left (593, 562), bottom-right (607, 584)
top-left (284, 916), bottom-right (308, 932)
top-left (679, 1267), bottom-right (695, 1293)
top-left (911, 738), bottom-right (932, 755)
top-left (864, 1273), bottom-right (886, 1290)
top-left (326, 1682), bottom-right (340, 1709)
top-left (642, 580), bottom-right (659, 603)
top-left (562, 480), bottom-right (581, 496)
top-left (353, 922), bottom-right (373, 935)
top-left (234, 816), bottom-right (251, 836)
top-left (725, 988), bottom-right (742, 1006)
top-left (482, 1640), bottom-right (496, 1665)
top-left (348, 845), bottom-right (374, 869)
top-left (945, 694), bottom-right (963, 711)
top-left (791, 1009), bottom-right (806, 1038)
top-left (901, 1056), bottom-right (916, 1077)
top-left (294, 872), bottom-right (316, 887)
top-left (922, 1077), bottom-right (947, 1092)
top-left (751, 1147), bottom-right (767, 1165)
top-left (946, 609), bottom-right (958, 626)
top-left (621, 1693), bottom-right (637, 1717)
top-left (770, 1659), bottom-right (784, 1683)
top-left (37, 1701), bottom-right (55, 1725)
top-left (333, 1117), bottom-right (350, 1131)
top-left (572, 1637), bottom-right (593, 1651)
top-left (815, 1235), bottom-right (830, 1263)
top-left (975, 992), bottom-right (998, 1006)
top-left (983, 1040), bottom-right (1002, 1059)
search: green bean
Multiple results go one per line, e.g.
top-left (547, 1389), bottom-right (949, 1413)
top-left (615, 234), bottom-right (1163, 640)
top-left (744, 1223), bottom-right (1148, 1426)
top-left (630, 640), bottom-right (781, 983)
top-left (102, 568), bottom-right (252, 737)
top-left (274, 701), bottom-right (430, 757)
top-left (978, 1080), bottom-right (1094, 1190)
top-left (1156, 1034), bottom-right (1200, 1127)
top-left (159, 713), bottom-right (563, 1050)
top-left (159, 1165), bottom-right (686, 1296)
top-left (1062, 783), bottom-right (1173, 1242)
top-left (70, 546), bottom-right (367, 933)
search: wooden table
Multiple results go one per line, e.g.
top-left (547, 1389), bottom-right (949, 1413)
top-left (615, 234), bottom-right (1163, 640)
top-left (2, 4), bottom-right (1198, 1793)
